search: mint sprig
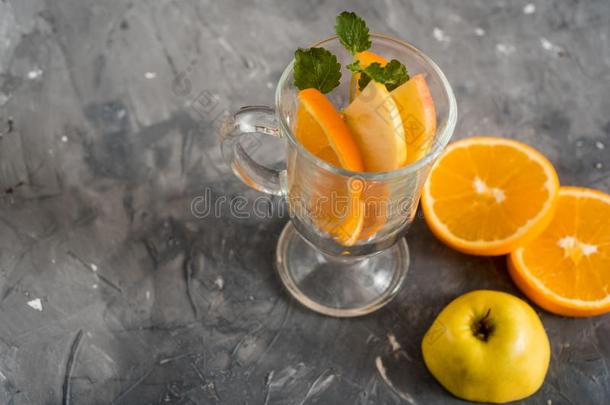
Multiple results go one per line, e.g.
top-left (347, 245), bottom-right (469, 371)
top-left (347, 59), bottom-right (410, 91)
top-left (335, 11), bottom-right (371, 55)
top-left (293, 47), bottom-right (341, 94)
top-left (337, 11), bottom-right (410, 92)
top-left (293, 11), bottom-right (410, 94)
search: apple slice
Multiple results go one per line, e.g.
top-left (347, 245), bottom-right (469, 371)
top-left (343, 81), bottom-right (407, 172)
top-left (390, 74), bottom-right (437, 164)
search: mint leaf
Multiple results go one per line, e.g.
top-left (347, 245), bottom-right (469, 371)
top-left (346, 60), bottom-right (361, 72)
top-left (348, 59), bottom-right (409, 91)
top-left (357, 70), bottom-right (373, 90)
top-left (293, 47), bottom-right (341, 94)
top-left (335, 11), bottom-right (371, 55)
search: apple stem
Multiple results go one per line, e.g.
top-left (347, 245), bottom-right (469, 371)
top-left (472, 308), bottom-right (495, 342)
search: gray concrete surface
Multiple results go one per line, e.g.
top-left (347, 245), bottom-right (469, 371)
top-left (0, 0), bottom-right (609, 403)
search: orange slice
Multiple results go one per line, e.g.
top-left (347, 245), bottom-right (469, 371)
top-left (294, 89), bottom-right (365, 246)
top-left (390, 74), bottom-right (437, 164)
top-left (509, 187), bottom-right (610, 316)
top-left (295, 102), bottom-right (341, 167)
top-left (308, 177), bottom-right (366, 246)
top-left (357, 180), bottom-right (390, 241)
top-left (297, 88), bottom-right (364, 171)
top-left (343, 81), bottom-right (407, 172)
top-left (349, 50), bottom-right (388, 101)
top-left (422, 137), bottom-right (560, 255)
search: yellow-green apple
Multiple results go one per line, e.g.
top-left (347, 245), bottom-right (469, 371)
top-left (422, 290), bottom-right (550, 403)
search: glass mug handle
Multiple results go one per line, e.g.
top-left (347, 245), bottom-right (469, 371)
top-left (220, 106), bottom-right (286, 196)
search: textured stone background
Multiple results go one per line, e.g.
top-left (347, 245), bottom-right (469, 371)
top-left (0, 0), bottom-right (609, 404)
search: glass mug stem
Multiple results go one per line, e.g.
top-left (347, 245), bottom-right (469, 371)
top-left (220, 105), bottom-right (286, 196)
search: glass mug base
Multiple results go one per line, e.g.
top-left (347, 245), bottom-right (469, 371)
top-left (275, 221), bottom-right (409, 317)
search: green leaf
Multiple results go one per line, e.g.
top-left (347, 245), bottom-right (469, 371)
top-left (349, 59), bottom-right (410, 92)
top-left (346, 60), bottom-right (361, 72)
top-left (358, 72), bottom-right (373, 90)
top-left (335, 11), bottom-right (371, 55)
top-left (293, 47), bottom-right (342, 94)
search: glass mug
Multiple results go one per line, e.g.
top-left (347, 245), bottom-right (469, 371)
top-left (221, 34), bottom-right (457, 317)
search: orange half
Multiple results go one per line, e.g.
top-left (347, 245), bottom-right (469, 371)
top-left (422, 136), bottom-right (560, 255)
top-left (509, 187), bottom-right (610, 316)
